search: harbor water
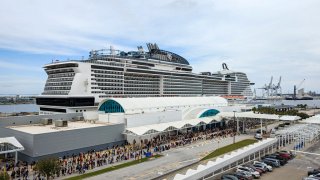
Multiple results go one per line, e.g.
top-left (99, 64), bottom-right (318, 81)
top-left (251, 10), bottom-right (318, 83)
top-left (0, 104), bottom-right (39, 113)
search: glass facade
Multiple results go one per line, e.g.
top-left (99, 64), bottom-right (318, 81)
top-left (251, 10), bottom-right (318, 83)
top-left (36, 97), bottom-right (95, 107)
top-left (199, 109), bottom-right (220, 118)
top-left (98, 100), bottom-right (124, 113)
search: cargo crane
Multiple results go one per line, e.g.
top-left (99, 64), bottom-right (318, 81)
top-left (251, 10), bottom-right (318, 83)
top-left (255, 76), bottom-right (282, 99)
top-left (285, 79), bottom-right (313, 100)
top-left (293, 79), bottom-right (305, 100)
top-left (272, 76), bottom-right (282, 96)
top-left (257, 76), bottom-right (273, 97)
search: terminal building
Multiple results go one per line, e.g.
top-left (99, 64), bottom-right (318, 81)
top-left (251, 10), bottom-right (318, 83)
top-left (0, 96), bottom-right (235, 162)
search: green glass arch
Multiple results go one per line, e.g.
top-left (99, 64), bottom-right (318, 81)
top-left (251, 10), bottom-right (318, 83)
top-left (98, 99), bottom-right (125, 113)
top-left (199, 109), bottom-right (220, 118)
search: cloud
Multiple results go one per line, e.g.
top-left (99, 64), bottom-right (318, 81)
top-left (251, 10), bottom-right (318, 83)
top-left (0, 60), bottom-right (42, 72)
top-left (0, 75), bottom-right (45, 94)
top-left (0, 0), bottom-right (320, 93)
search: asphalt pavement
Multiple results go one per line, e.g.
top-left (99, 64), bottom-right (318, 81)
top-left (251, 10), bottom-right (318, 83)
top-left (87, 135), bottom-right (253, 180)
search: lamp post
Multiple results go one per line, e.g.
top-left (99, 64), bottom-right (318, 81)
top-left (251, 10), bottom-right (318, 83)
top-left (233, 111), bottom-right (236, 144)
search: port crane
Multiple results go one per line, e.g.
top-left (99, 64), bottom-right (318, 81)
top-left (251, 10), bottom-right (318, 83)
top-left (256, 76), bottom-right (282, 98)
top-left (272, 76), bottom-right (282, 96)
top-left (293, 79), bottom-right (305, 99)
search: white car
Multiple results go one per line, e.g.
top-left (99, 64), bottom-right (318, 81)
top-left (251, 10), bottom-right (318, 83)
top-left (309, 173), bottom-right (320, 178)
top-left (253, 161), bottom-right (273, 172)
top-left (236, 166), bottom-right (260, 178)
top-left (254, 133), bottom-right (263, 140)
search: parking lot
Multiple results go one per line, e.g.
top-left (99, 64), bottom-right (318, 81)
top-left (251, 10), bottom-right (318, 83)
top-left (252, 141), bottom-right (320, 180)
top-left (218, 141), bottom-right (320, 180)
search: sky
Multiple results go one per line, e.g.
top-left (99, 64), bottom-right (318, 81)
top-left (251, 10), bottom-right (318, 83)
top-left (0, 0), bottom-right (320, 95)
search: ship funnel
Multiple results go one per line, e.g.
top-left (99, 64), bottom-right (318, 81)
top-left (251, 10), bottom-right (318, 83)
top-left (222, 63), bottom-right (229, 70)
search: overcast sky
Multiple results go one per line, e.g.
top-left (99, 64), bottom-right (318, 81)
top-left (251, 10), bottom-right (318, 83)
top-left (0, 0), bottom-right (319, 95)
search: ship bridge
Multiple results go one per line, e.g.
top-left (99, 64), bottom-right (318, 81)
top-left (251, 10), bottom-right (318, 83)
top-left (88, 43), bottom-right (190, 66)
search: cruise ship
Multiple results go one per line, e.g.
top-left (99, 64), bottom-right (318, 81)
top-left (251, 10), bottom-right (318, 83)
top-left (36, 43), bottom-right (253, 114)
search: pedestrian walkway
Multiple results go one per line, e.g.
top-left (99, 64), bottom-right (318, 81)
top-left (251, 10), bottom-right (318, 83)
top-left (88, 135), bottom-right (253, 180)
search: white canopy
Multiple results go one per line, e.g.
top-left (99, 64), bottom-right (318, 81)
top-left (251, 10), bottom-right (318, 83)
top-left (300, 115), bottom-right (320, 124)
top-left (174, 138), bottom-right (277, 180)
top-left (279, 115), bottom-right (301, 121)
top-left (219, 111), bottom-right (280, 120)
top-left (125, 116), bottom-right (223, 136)
top-left (99, 96), bottom-right (228, 113)
top-left (0, 137), bottom-right (24, 154)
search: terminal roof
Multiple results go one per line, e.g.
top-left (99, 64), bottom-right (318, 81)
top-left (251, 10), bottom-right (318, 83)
top-left (7, 121), bottom-right (111, 134)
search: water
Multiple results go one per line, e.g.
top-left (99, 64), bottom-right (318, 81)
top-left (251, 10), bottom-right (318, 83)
top-left (250, 99), bottom-right (320, 107)
top-left (0, 104), bottom-right (39, 113)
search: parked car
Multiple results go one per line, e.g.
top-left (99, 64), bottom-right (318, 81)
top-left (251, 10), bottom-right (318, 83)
top-left (252, 163), bottom-right (268, 173)
top-left (308, 169), bottom-right (320, 176)
top-left (264, 155), bottom-right (287, 165)
top-left (253, 161), bottom-right (273, 172)
top-left (234, 171), bottom-right (253, 180)
top-left (246, 165), bottom-right (265, 174)
top-left (309, 173), bottom-right (320, 178)
top-left (303, 177), bottom-right (320, 180)
top-left (221, 174), bottom-right (239, 180)
top-left (276, 151), bottom-right (294, 159)
top-left (236, 166), bottom-right (260, 178)
top-left (254, 133), bottom-right (263, 140)
top-left (262, 158), bottom-right (280, 167)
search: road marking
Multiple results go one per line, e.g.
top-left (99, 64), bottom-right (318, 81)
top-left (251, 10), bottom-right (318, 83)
top-left (179, 158), bottom-right (200, 164)
top-left (293, 150), bottom-right (320, 156)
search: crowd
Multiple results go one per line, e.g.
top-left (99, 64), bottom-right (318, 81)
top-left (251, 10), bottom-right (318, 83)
top-left (0, 121), bottom-right (253, 179)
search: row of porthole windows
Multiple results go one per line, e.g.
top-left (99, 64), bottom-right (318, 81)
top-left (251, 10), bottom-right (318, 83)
top-left (92, 70), bottom-right (123, 75)
top-left (124, 82), bottom-right (159, 85)
top-left (124, 85), bottom-right (159, 88)
top-left (93, 83), bottom-right (123, 87)
top-left (48, 73), bottom-right (75, 78)
top-left (42, 91), bottom-right (69, 95)
top-left (75, 109), bottom-right (87, 113)
top-left (94, 88), bottom-right (159, 92)
top-left (46, 68), bottom-right (74, 74)
top-left (93, 91), bottom-right (160, 95)
top-left (92, 78), bottom-right (123, 82)
top-left (44, 86), bottom-right (71, 90)
top-left (124, 92), bottom-right (159, 94)
top-left (93, 91), bottom-right (123, 94)
top-left (163, 92), bottom-right (201, 94)
top-left (92, 74), bottom-right (122, 79)
top-left (45, 82), bottom-right (72, 86)
top-left (47, 77), bottom-right (74, 82)
top-left (125, 75), bottom-right (158, 79)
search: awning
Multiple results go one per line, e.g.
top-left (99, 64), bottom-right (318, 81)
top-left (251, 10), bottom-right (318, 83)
top-left (279, 115), bottom-right (301, 121)
top-left (300, 115), bottom-right (320, 124)
top-left (124, 116), bottom-right (223, 136)
top-left (0, 137), bottom-right (24, 154)
top-left (219, 111), bottom-right (280, 120)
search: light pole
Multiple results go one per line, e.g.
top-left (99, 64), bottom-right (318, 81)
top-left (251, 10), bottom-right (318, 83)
top-left (233, 111), bottom-right (236, 144)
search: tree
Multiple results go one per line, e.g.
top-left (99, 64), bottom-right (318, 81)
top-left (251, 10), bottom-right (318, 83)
top-left (0, 171), bottom-right (10, 180)
top-left (252, 107), bottom-right (257, 113)
top-left (297, 112), bottom-right (309, 119)
top-left (35, 158), bottom-right (61, 179)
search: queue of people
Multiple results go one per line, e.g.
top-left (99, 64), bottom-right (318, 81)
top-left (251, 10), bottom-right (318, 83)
top-left (0, 121), bottom-right (259, 179)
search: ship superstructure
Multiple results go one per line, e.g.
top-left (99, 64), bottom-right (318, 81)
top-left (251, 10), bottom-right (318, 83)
top-left (37, 43), bottom-right (253, 114)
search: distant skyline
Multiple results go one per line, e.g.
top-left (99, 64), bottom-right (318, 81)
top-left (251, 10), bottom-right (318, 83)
top-left (0, 0), bottom-right (320, 95)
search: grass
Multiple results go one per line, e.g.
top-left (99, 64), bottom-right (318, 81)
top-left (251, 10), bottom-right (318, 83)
top-left (64, 154), bottom-right (162, 180)
top-left (201, 139), bottom-right (257, 161)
